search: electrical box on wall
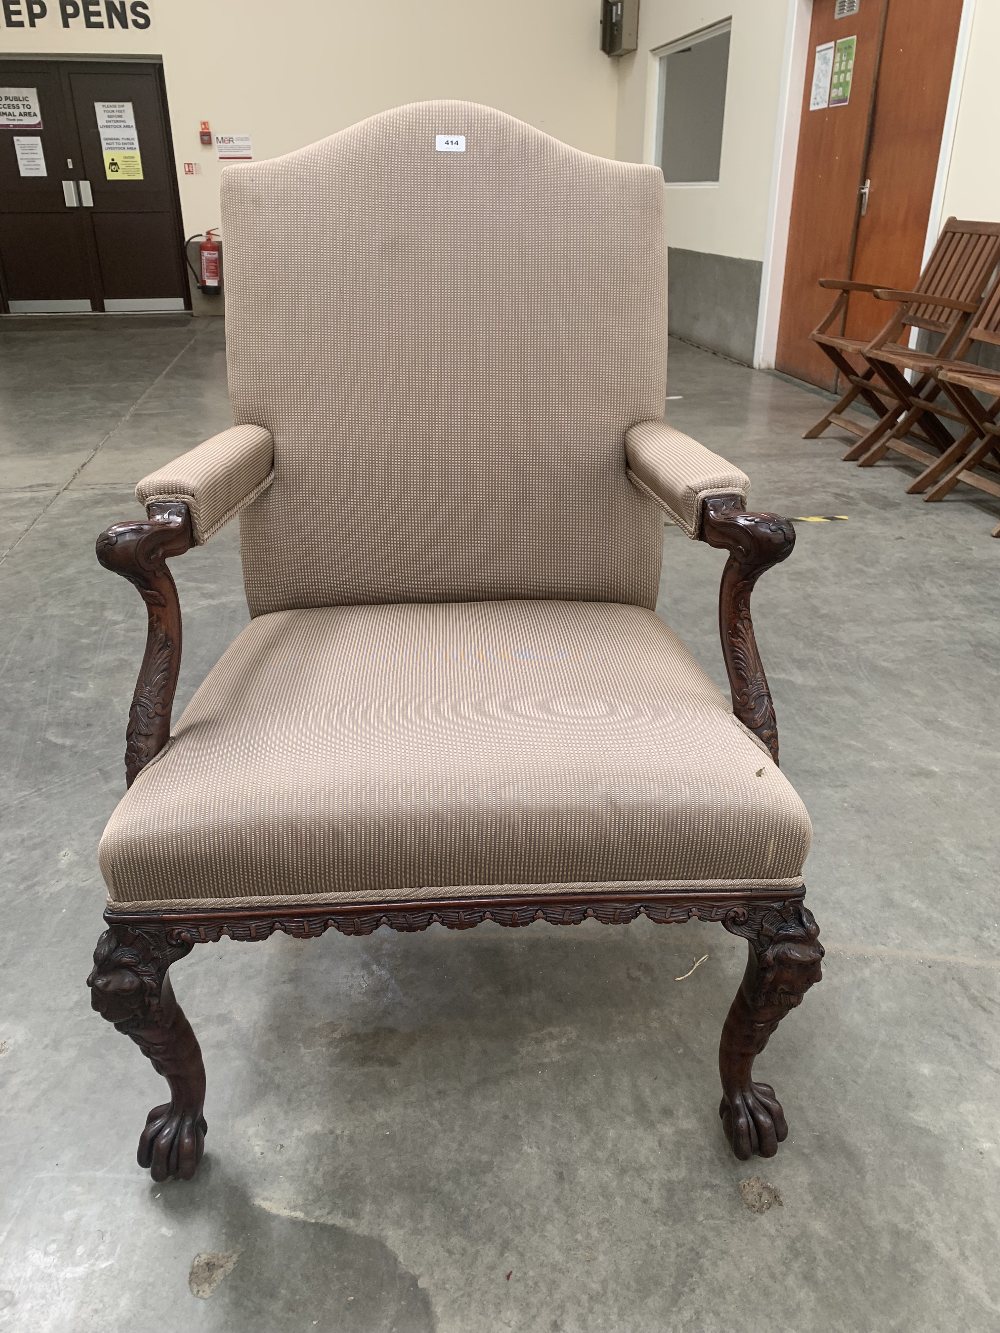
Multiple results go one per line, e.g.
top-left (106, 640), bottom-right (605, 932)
top-left (601, 0), bottom-right (638, 56)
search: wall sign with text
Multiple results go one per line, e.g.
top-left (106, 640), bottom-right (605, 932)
top-left (809, 34), bottom-right (857, 111)
top-left (0, 87), bottom-right (42, 126)
top-left (14, 135), bottom-right (47, 176)
top-left (829, 35), bottom-right (857, 108)
top-left (0, 0), bottom-right (153, 32)
top-left (215, 134), bottom-right (253, 161)
top-left (96, 100), bottom-right (144, 180)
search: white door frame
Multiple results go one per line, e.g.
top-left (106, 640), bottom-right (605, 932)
top-left (920, 0), bottom-right (977, 265)
top-left (753, 0), bottom-right (976, 370)
top-left (752, 0), bottom-right (812, 369)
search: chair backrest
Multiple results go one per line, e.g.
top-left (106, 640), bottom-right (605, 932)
top-left (900, 218), bottom-right (1000, 334)
top-left (222, 101), bottom-right (668, 617)
top-left (964, 271), bottom-right (1000, 351)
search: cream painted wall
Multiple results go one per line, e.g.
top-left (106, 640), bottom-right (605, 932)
top-left (615, 0), bottom-right (792, 263)
top-left (7, 0), bottom-right (994, 295)
top-left (938, 0), bottom-right (998, 223)
top-left (1, 0), bottom-right (618, 235)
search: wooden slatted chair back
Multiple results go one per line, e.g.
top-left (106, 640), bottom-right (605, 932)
top-left (964, 274), bottom-right (1000, 349)
top-left (902, 220), bottom-right (1000, 333)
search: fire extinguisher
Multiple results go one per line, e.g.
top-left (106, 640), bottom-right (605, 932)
top-left (199, 230), bottom-right (221, 293)
top-left (185, 229), bottom-right (223, 295)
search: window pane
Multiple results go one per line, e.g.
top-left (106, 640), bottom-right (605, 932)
top-left (660, 28), bottom-right (731, 184)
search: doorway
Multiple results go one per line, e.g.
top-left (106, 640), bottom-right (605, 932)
top-left (775, 0), bottom-right (963, 388)
top-left (0, 59), bottom-right (188, 314)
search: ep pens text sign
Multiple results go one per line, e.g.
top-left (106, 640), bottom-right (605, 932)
top-left (0, 0), bottom-right (153, 30)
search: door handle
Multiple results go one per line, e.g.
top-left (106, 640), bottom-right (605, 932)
top-left (79, 180), bottom-right (93, 207)
top-left (62, 180), bottom-right (80, 208)
top-left (859, 177), bottom-right (871, 217)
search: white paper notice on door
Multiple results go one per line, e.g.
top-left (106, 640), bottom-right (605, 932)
top-left (0, 87), bottom-right (42, 128)
top-left (14, 136), bottom-right (47, 178)
top-left (810, 41), bottom-right (835, 111)
top-left (95, 100), bottom-right (144, 180)
top-left (96, 100), bottom-right (138, 147)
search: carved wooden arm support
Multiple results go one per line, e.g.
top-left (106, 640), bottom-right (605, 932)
top-left (700, 495), bottom-right (795, 766)
top-left (96, 501), bottom-right (194, 788)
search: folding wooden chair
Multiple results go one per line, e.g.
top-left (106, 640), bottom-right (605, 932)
top-left (803, 220), bottom-right (1000, 458)
top-left (867, 277), bottom-right (1000, 515)
top-left (922, 362), bottom-right (1000, 535)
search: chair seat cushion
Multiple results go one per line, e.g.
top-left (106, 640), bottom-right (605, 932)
top-left (99, 601), bottom-right (812, 908)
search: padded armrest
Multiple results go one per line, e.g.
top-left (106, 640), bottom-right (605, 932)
top-left (135, 424), bottom-right (274, 545)
top-left (625, 421), bottom-right (750, 538)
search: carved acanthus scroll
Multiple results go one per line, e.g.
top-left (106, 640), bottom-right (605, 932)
top-left (700, 495), bottom-right (796, 764)
top-left (96, 501), bottom-right (193, 786)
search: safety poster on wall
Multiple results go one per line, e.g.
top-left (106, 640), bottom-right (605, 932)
top-left (95, 101), bottom-right (144, 180)
top-left (829, 35), bottom-right (857, 108)
top-left (809, 42), bottom-right (835, 111)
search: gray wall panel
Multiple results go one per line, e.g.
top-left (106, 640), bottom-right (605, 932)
top-left (668, 247), bottom-right (762, 365)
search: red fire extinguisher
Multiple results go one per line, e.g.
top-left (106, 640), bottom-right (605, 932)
top-left (185, 229), bottom-right (223, 295)
top-left (199, 229), bottom-right (221, 294)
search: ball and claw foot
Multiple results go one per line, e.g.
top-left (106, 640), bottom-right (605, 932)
top-left (720, 1081), bottom-right (788, 1160)
top-left (89, 925), bottom-right (208, 1182)
top-left (138, 1102), bottom-right (208, 1182)
top-left (718, 903), bottom-right (823, 1161)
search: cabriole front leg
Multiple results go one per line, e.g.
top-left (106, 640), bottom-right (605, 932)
top-left (87, 925), bottom-right (207, 1181)
top-left (718, 903), bottom-right (823, 1160)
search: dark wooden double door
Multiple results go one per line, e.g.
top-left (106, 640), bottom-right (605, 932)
top-left (0, 60), bottom-right (188, 314)
top-left (776, 0), bottom-right (963, 388)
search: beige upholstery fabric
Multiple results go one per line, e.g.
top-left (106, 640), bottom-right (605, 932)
top-left (625, 422), bottom-right (751, 538)
top-left (136, 425), bottom-right (274, 544)
top-left (100, 601), bottom-right (812, 908)
top-left (103, 107), bottom-right (811, 917)
top-left (221, 101), bottom-right (668, 615)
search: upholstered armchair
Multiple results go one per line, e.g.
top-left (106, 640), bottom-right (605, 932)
top-left (89, 102), bottom-right (822, 1184)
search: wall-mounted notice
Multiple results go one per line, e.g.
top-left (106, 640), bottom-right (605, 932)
top-left (0, 87), bottom-right (42, 128)
top-left (215, 133), bottom-right (253, 161)
top-left (14, 135), bottom-right (47, 177)
top-left (829, 35), bottom-right (857, 107)
top-left (104, 150), bottom-right (143, 179)
top-left (96, 100), bottom-right (144, 180)
top-left (809, 41), bottom-right (835, 111)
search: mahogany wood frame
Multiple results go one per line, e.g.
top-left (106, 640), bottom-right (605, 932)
top-left (89, 492), bottom-right (822, 1181)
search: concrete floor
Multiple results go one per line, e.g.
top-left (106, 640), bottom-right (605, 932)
top-left (1, 318), bottom-right (999, 1332)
